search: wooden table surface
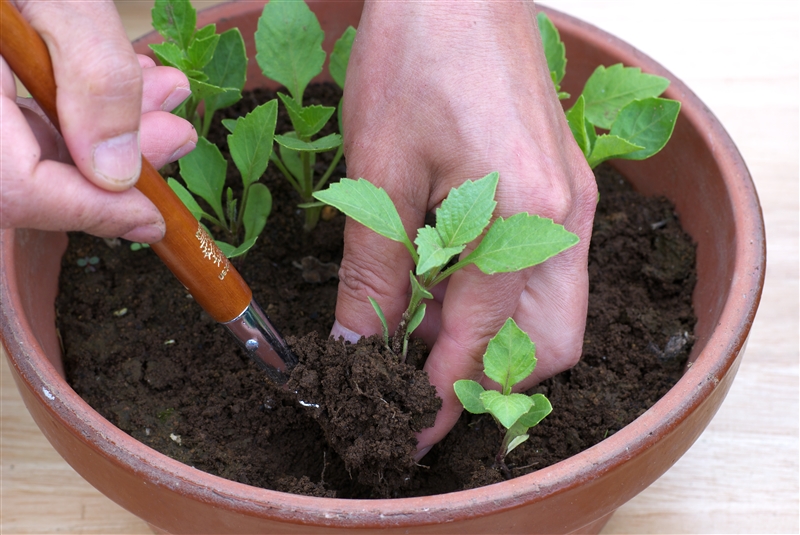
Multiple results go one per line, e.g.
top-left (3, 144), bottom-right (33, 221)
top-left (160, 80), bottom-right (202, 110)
top-left (2, 1), bottom-right (797, 533)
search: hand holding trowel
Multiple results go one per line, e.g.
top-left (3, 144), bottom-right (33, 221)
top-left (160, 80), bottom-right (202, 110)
top-left (0, 0), bottom-right (297, 384)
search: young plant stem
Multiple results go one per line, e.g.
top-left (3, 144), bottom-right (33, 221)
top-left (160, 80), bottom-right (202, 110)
top-left (270, 155), bottom-right (302, 193)
top-left (200, 107), bottom-right (214, 138)
top-left (301, 151), bottom-right (313, 198)
top-left (304, 204), bottom-right (322, 232)
top-left (234, 183), bottom-right (252, 235)
top-left (495, 445), bottom-right (512, 479)
top-left (184, 98), bottom-right (200, 133)
top-left (314, 145), bottom-right (344, 192)
top-left (391, 276), bottom-right (431, 358)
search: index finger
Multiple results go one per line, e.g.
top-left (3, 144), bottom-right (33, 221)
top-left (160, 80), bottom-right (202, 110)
top-left (18, 0), bottom-right (143, 191)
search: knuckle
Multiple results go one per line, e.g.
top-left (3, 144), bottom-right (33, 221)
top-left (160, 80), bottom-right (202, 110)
top-left (337, 252), bottom-right (408, 308)
top-left (78, 47), bottom-right (142, 102)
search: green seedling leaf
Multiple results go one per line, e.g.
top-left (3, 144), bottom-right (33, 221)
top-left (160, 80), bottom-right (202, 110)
top-left (221, 118), bottom-right (237, 134)
top-left (368, 296), bottom-right (390, 348)
top-left (536, 12), bottom-right (566, 87)
top-left (403, 302), bottom-right (427, 356)
top-left (187, 32), bottom-right (219, 69)
top-left (276, 133), bottom-right (312, 183)
top-left (228, 99), bottom-right (278, 187)
top-left (313, 179), bottom-right (416, 259)
top-left (330, 26), bottom-right (356, 89)
top-left (215, 241), bottom-right (234, 257)
top-left (480, 390), bottom-right (534, 430)
top-left (255, 0), bottom-right (326, 103)
top-left (436, 172), bottom-right (499, 248)
top-left (465, 214), bottom-right (579, 274)
top-left (242, 183), bottom-right (272, 243)
top-left (505, 433), bottom-right (530, 455)
top-left (608, 97), bottom-right (681, 161)
top-left (184, 69), bottom-right (208, 82)
top-left (337, 97), bottom-right (344, 137)
top-left (194, 23), bottom-right (216, 41)
top-left (516, 393), bottom-right (552, 428)
top-left (178, 137), bottom-right (227, 222)
top-left (454, 380), bottom-right (488, 415)
top-left (406, 302), bottom-right (426, 337)
top-left (586, 134), bottom-right (644, 168)
top-left (216, 236), bottom-right (257, 259)
top-left (167, 177), bottom-right (203, 220)
top-left (149, 42), bottom-right (185, 70)
top-left (581, 64), bottom-right (670, 129)
top-left (226, 187), bottom-right (237, 225)
top-left (415, 226), bottom-right (466, 276)
top-left (188, 76), bottom-right (226, 102)
top-left (275, 133), bottom-right (342, 153)
top-left (409, 271), bottom-right (434, 300)
top-left (584, 117), bottom-right (597, 154)
top-left (565, 95), bottom-right (590, 157)
top-left (277, 92), bottom-right (335, 139)
top-left (483, 318), bottom-right (537, 394)
top-left (203, 28), bottom-right (247, 117)
top-left (152, 0), bottom-right (196, 50)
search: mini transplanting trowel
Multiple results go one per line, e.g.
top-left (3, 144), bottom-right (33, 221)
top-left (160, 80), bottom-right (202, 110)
top-left (0, 0), bottom-right (297, 384)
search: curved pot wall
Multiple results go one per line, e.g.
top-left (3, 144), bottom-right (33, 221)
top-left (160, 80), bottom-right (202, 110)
top-left (0, 2), bottom-right (765, 534)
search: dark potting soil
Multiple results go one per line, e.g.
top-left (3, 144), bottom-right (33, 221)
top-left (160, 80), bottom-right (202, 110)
top-left (56, 84), bottom-right (696, 499)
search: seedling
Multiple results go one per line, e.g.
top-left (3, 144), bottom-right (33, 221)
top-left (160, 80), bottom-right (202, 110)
top-left (255, 0), bottom-right (355, 231)
top-left (171, 100), bottom-right (278, 258)
top-left (313, 172), bottom-right (579, 357)
top-left (150, 0), bottom-right (247, 137)
top-left (454, 318), bottom-right (552, 477)
top-left (537, 13), bottom-right (681, 168)
top-left (76, 256), bottom-right (99, 273)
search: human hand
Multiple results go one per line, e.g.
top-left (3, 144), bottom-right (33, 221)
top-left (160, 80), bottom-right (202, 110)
top-left (333, 1), bottom-right (598, 457)
top-left (0, 0), bottom-right (196, 242)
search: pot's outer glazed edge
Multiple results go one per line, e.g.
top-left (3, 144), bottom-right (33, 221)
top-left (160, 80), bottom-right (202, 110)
top-left (0, 2), bottom-right (765, 534)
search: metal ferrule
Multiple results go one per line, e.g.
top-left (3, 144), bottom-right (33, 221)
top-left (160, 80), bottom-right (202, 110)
top-left (223, 299), bottom-right (298, 385)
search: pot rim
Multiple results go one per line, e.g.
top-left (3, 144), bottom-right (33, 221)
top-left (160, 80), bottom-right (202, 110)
top-left (0, 2), bottom-right (765, 529)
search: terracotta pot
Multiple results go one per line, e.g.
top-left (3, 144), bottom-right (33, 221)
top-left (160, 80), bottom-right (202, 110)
top-left (0, 2), bottom-right (765, 533)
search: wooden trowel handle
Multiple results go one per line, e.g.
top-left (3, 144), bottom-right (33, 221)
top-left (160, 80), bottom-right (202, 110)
top-left (0, 0), bottom-right (251, 324)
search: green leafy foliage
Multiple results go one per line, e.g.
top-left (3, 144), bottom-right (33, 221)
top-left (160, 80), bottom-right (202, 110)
top-left (255, 0), bottom-right (325, 104)
top-left (174, 100), bottom-right (278, 258)
top-left (150, 0), bottom-right (247, 137)
top-left (329, 26), bottom-right (356, 90)
top-left (254, 0), bottom-right (354, 231)
top-left (313, 172), bottom-right (578, 358)
top-left (537, 13), bottom-right (681, 168)
top-left (454, 318), bottom-right (553, 468)
top-left (536, 12), bottom-right (568, 99)
top-left (314, 178), bottom-right (416, 258)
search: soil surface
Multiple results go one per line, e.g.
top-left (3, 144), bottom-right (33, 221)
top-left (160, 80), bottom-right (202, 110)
top-left (57, 84), bottom-right (696, 499)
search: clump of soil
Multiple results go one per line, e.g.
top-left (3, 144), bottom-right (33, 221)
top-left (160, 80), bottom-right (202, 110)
top-left (287, 334), bottom-right (440, 494)
top-left (56, 84), bottom-right (695, 499)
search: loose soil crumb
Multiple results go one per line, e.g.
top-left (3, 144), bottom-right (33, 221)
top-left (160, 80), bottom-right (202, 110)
top-left (56, 84), bottom-right (695, 499)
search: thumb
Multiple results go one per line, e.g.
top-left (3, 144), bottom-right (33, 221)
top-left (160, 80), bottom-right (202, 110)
top-left (20, 0), bottom-right (143, 191)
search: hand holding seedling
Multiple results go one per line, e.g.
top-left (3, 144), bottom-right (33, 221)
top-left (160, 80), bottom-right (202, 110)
top-left (0, 1), bottom-right (196, 241)
top-left (328, 1), bottom-right (598, 458)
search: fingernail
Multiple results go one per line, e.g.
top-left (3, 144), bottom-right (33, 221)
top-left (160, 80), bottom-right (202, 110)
top-left (414, 446), bottom-right (432, 462)
top-left (121, 223), bottom-right (164, 243)
top-left (169, 140), bottom-right (196, 162)
top-left (162, 86), bottom-right (191, 112)
top-left (93, 131), bottom-right (141, 187)
top-left (330, 320), bottom-right (362, 343)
